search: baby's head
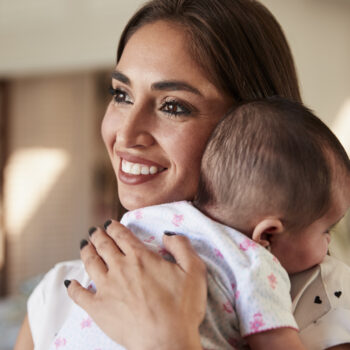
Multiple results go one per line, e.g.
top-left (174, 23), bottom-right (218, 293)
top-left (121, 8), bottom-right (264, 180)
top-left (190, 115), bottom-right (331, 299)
top-left (195, 97), bottom-right (350, 274)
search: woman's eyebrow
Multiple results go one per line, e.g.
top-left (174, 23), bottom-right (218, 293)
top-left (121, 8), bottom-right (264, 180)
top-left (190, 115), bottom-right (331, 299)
top-left (111, 71), bottom-right (202, 96)
top-left (111, 71), bottom-right (130, 85)
top-left (151, 81), bottom-right (202, 96)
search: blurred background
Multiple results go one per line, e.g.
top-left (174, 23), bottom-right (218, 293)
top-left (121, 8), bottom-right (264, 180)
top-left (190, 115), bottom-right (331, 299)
top-left (0, 0), bottom-right (349, 348)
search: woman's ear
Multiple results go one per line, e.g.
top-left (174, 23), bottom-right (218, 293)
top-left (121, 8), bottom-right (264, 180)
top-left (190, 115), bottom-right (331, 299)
top-left (252, 218), bottom-right (284, 249)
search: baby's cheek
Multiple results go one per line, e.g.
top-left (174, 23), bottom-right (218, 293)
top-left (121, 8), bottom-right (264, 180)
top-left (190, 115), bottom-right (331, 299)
top-left (314, 240), bottom-right (329, 265)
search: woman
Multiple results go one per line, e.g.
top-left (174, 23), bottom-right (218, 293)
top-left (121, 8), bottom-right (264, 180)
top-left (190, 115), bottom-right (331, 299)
top-left (15, 0), bottom-right (348, 349)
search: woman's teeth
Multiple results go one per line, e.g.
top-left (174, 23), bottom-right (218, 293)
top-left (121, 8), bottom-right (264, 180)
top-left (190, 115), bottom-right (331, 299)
top-left (121, 160), bottom-right (163, 175)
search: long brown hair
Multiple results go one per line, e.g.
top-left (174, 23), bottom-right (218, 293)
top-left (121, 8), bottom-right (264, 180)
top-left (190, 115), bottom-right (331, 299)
top-left (117, 0), bottom-right (301, 103)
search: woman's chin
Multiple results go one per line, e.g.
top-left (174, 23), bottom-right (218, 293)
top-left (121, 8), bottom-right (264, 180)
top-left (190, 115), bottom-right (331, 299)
top-left (120, 199), bottom-right (143, 212)
top-left (118, 191), bottom-right (162, 211)
top-left (117, 177), bottom-right (197, 211)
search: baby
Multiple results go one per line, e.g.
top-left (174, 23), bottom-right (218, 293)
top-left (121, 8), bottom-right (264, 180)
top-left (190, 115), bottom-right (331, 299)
top-left (49, 97), bottom-right (350, 349)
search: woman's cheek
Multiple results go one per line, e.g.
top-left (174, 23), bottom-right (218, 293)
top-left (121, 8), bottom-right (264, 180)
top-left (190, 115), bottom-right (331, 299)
top-left (175, 131), bottom-right (207, 171)
top-left (166, 131), bottom-right (207, 199)
top-left (101, 111), bottom-right (115, 156)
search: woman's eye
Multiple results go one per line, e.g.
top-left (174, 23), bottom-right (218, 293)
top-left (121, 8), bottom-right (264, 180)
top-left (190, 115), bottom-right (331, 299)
top-left (161, 100), bottom-right (191, 116)
top-left (109, 86), bottom-right (133, 104)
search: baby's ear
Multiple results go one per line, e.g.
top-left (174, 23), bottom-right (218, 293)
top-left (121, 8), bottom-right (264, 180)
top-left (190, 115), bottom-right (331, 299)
top-left (252, 218), bottom-right (284, 248)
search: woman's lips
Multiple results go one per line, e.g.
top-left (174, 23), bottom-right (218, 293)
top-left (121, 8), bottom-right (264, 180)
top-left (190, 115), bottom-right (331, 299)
top-left (116, 153), bottom-right (166, 185)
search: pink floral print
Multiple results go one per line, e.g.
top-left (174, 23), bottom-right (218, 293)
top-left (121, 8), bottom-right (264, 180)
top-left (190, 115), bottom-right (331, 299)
top-left (223, 301), bottom-right (234, 314)
top-left (54, 337), bottom-right (67, 348)
top-left (172, 214), bottom-right (184, 226)
top-left (250, 313), bottom-right (265, 332)
top-left (268, 273), bottom-right (277, 289)
top-left (144, 235), bottom-right (155, 243)
top-left (81, 317), bottom-right (93, 329)
top-left (214, 248), bottom-right (223, 258)
top-left (134, 210), bottom-right (143, 220)
top-left (231, 283), bottom-right (240, 299)
top-left (239, 238), bottom-right (257, 251)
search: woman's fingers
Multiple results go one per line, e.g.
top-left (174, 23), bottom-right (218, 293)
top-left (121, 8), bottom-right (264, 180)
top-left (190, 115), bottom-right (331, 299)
top-left (80, 239), bottom-right (108, 284)
top-left (66, 279), bottom-right (94, 315)
top-left (104, 220), bottom-right (146, 256)
top-left (83, 222), bottom-right (206, 282)
top-left (87, 226), bottom-right (124, 264)
top-left (163, 233), bottom-right (206, 275)
top-left (80, 222), bottom-right (146, 283)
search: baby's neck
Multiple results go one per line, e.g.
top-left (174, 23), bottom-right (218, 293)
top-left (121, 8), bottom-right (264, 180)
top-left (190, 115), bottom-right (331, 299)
top-left (195, 202), bottom-right (253, 237)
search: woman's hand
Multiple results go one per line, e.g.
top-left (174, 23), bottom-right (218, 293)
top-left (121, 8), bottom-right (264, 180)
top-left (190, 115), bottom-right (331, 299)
top-left (66, 220), bottom-right (207, 350)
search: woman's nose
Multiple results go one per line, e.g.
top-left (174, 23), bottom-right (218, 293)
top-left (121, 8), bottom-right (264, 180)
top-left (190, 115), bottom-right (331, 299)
top-left (116, 106), bottom-right (155, 149)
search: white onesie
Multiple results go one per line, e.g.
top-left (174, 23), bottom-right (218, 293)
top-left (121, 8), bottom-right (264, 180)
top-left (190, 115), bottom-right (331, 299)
top-left (38, 201), bottom-right (297, 349)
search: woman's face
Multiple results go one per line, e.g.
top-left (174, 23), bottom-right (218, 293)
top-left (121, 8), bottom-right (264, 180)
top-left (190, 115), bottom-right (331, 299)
top-left (102, 20), bottom-right (233, 210)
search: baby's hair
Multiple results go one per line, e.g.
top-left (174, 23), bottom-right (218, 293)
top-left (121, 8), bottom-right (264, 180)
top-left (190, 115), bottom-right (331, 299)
top-left (195, 97), bottom-right (350, 232)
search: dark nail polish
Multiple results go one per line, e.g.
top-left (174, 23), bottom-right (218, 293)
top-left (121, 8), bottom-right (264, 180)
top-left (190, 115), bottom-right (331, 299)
top-left (80, 239), bottom-right (89, 250)
top-left (64, 279), bottom-right (71, 288)
top-left (164, 231), bottom-right (177, 236)
top-left (104, 219), bottom-right (112, 230)
top-left (88, 227), bottom-right (97, 236)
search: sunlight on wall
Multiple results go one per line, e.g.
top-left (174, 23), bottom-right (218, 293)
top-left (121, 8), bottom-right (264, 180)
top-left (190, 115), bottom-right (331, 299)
top-left (332, 98), bottom-right (350, 155)
top-left (4, 148), bottom-right (69, 236)
top-left (330, 98), bottom-right (350, 265)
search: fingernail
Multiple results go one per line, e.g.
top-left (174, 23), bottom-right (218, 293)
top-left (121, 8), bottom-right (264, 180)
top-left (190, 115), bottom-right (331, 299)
top-left (80, 239), bottom-right (89, 250)
top-left (64, 280), bottom-right (71, 288)
top-left (104, 219), bottom-right (112, 230)
top-left (164, 231), bottom-right (177, 236)
top-left (88, 227), bottom-right (97, 236)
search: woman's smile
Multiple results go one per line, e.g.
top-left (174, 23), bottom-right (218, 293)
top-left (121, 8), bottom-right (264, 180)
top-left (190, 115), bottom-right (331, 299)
top-left (117, 152), bottom-right (167, 185)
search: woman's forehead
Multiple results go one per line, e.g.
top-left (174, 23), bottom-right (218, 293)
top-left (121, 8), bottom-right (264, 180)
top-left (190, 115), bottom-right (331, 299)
top-left (116, 21), bottom-right (219, 93)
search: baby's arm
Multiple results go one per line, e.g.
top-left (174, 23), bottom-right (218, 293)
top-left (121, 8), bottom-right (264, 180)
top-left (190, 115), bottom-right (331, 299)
top-left (246, 327), bottom-right (306, 350)
top-left (232, 243), bottom-right (303, 349)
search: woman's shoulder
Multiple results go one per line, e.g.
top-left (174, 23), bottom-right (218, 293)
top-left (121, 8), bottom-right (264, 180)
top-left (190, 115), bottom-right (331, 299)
top-left (38, 259), bottom-right (88, 290)
top-left (30, 259), bottom-right (90, 307)
top-left (50, 259), bottom-right (86, 277)
top-left (27, 259), bottom-right (89, 349)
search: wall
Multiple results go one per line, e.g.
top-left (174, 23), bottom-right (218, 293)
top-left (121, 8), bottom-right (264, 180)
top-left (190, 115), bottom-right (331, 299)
top-left (261, 0), bottom-right (350, 125)
top-left (3, 73), bottom-right (106, 292)
top-left (0, 0), bottom-right (144, 77)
